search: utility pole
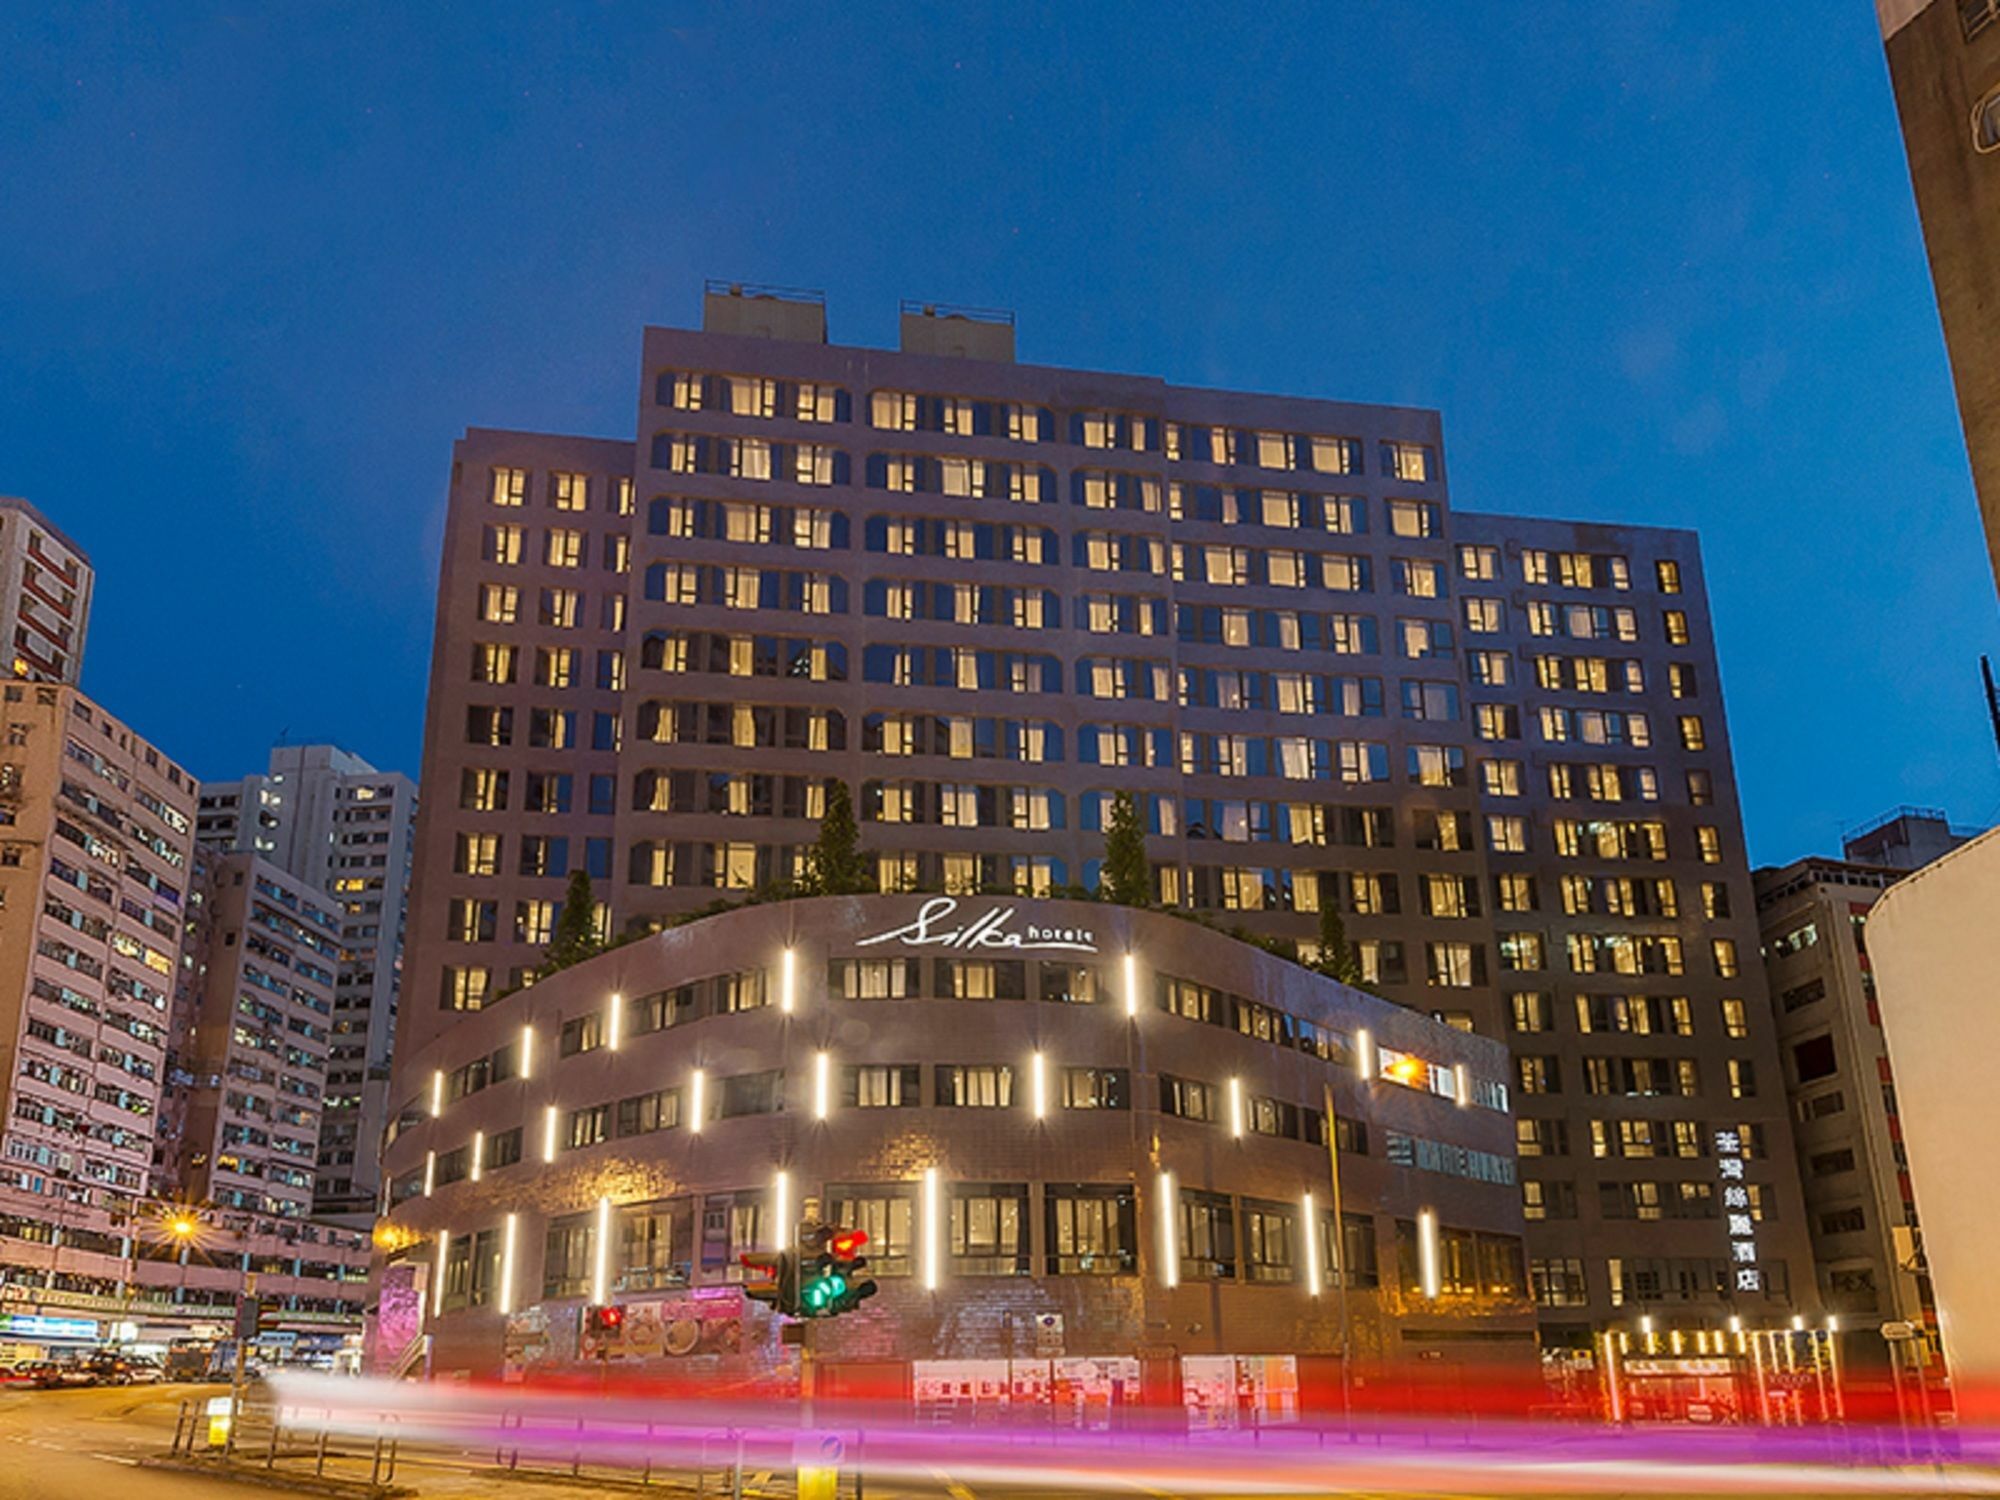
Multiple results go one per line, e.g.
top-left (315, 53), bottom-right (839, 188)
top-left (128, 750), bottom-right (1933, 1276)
top-left (1321, 1082), bottom-right (1353, 1436)
top-left (228, 1272), bottom-right (258, 1456)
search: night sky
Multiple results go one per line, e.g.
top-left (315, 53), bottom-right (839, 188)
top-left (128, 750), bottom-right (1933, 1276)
top-left (4, 4), bottom-right (1995, 867)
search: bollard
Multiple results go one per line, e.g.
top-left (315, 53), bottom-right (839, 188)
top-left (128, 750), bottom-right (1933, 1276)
top-left (732, 1430), bottom-right (745, 1500)
top-left (315, 1427), bottom-right (329, 1477)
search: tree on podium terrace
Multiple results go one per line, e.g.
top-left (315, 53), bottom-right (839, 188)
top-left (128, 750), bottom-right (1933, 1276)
top-left (798, 779), bottom-right (874, 896)
top-left (1312, 897), bottom-right (1363, 987)
top-left (540, 869), bottom-right (603, 977)
top-left (1099, 790), bottom-right (1151, 907)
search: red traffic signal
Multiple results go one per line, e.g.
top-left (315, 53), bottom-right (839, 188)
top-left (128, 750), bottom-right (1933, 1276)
top-left (584, 1304), bottom-right (625, 1335)
top-left (830, 1229), bottom-right (868, 1261)
top-left (741, 1250), bottom-right (797, 1314)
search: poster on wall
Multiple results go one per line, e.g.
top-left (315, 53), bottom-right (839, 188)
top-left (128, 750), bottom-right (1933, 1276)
top-left (579, 1291), bottom-right (746, 1363)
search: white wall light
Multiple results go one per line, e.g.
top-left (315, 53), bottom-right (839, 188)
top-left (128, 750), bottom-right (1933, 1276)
top-left (1418, 1207), bottom-right (1440, 1299)
top-left (1157, 1170), bottom-right (1180, 1289)
top-left (920, 1168), bottom-right (942, 1291)
top-left (1302, 1191), bottom-right (1323, 1298)
top-left (591, 1197), bottom-right (612, 1305)
top-left (498, 1213), bottom-right (518, 1315)
top-left (432, 1229), bottom-right (450, 1316)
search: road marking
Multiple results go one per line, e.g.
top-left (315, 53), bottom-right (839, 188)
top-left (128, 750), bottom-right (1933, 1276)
top-left (90, 1452), bottom-right (138, 1466)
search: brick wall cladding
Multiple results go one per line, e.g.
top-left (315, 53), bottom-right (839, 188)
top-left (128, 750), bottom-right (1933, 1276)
top-left (386, 898), bottom-right (1534, 1376)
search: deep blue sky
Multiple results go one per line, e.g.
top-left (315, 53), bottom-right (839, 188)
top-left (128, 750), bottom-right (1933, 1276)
top-left (4, 4), bottom-right (1995, 867)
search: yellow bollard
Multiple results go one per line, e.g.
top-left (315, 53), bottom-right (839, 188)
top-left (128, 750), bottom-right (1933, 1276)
top-left (795, 1433), bottom-right (843, 1500)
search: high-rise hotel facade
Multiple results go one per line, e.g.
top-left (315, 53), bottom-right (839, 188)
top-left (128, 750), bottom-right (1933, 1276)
top-left (399, 285), bottom-right (1812, 1357)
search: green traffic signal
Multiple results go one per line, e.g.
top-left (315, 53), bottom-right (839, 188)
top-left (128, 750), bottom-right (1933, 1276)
top-left (801, 1271), bottom-right (848, 1313)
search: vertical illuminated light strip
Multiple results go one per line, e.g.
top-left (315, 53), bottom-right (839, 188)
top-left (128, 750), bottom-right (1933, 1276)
top-left (1356, 1029), bottom-right (1377, 1081)
top-left (1123, 953), bottom-right (1140, 1019)
top-left (780, 948), bottom-right (797, 1015)
top-left (1228, 1077), bottom-right (1245, 1138)
top-left (606, 992), bottom-right (623, 1051)
top-left (591, 1197), bottom-right (612, 1305)
top-left (520, 1024), bottom-right (535, 1080)
top-left (1453, 1062), bottom-right (1471, 1107)
top-left (1031, 1051), bottom-right (1048, 1120)
top-left (469, 1130), bottom-right (485, 1183)
top-left (689, 1068), bottom-right (706, 1134)
top-left (1302, 1191), bottom-right (1323, 1297)
top-left (1157, 1171), bottom-right (1180, 1289)
top-left (498, 1213), bottom-right (519, 1316)
top-left (423, 1149), bottom-right (436, 1198)
top-left (429, 1069), bottom-right (444, 1117)
top-left (542, 1105), bottom-right (560, 1163)
top-left (813, 1051), bottom-right (831, 1121)
top-left (920, 1168), bottom-right (942, 1291)
top-left (1417, 1207), bottom-right (1440, 1300)
top-left (772, 1170), bottom-right (791, 1252)
top-left (432, 1229), bottom-right (450, 1316)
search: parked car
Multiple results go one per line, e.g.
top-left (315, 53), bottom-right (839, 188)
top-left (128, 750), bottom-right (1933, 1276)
top-left (123, 1358), bottom-right (164, 1385)
top-left (80, 1352), bottom-right (133, 1386)
top-left (26, 1361), bottom-right (93, 1389)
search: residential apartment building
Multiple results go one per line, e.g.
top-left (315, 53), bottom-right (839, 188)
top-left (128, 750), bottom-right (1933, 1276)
top-left (1880, 0), bottom-right (2000, 585)
top-left (164, 851), bottom-right (340, 1220)
top-left (397, 285), bottom-right (1814, 1357)
top-left (139, 846), bottom-right (370, 1346)
top-left (0, 682), bottom-right (195, 1291)
top-left (197, 746), bottom-right (418, 1221)
top-left (1754, 855), bottom-right (1935, 1365)
top-left (0, 497), bottom-right (92, 685)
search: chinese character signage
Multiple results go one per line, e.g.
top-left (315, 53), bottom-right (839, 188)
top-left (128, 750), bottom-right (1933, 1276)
top-left (1715, 1129), bottom-right (1761, 1293)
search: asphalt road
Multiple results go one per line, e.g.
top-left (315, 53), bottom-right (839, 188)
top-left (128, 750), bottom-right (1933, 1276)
top-left (0, 1382), bottom-right (1985, 1499)
top-left (0, 1381), bottom-right (223, 1499)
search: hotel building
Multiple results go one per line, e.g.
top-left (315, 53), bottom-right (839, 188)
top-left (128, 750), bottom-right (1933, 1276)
top-left (378, 894), bottom-right (1534, 1406)
top-left (394, 287), bottom-right (1814, 1373)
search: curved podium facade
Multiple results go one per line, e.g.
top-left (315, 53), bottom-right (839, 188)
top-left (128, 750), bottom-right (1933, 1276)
top-left (377, 896), bottom-right (1535, 1394)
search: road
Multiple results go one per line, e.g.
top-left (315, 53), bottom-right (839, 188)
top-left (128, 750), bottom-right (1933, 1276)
top-left (0, 1381), bottom-right (1988, 1499)
top-left (0, 1381), bottom-right (220, 1499)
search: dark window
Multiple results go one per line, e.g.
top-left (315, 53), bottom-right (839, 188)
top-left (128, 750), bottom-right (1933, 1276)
top-left (1791, 1034), bottom-right (1838, 1084)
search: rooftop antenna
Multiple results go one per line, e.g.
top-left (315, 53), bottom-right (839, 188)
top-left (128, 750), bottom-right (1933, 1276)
top-left (1983, 657), bottom-right (2000, 763)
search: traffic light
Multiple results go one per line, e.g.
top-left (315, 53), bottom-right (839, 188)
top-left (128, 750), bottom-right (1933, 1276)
top-left (583, 1304), bottom-right (625, 1337)
top-left (797, 1225), bottom-right (878, 1319)
top-left (796, 1224), bottom-right (840, 1317)
top-left (256, 1301), bottom-right (284, 1336)
top-left (827, 1227), bottom-right (878, 1316)
top-left (740, 1251), bottom-right (795, 1314)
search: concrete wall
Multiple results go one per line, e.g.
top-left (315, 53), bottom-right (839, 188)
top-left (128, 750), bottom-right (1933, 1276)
top-left (1868, 826), bottom-right (2000, 1383)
